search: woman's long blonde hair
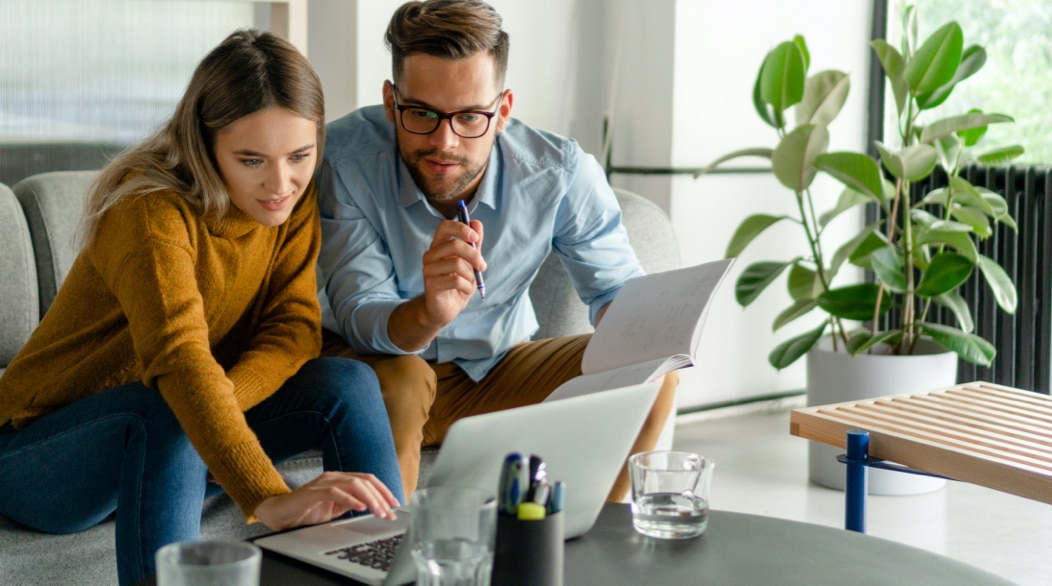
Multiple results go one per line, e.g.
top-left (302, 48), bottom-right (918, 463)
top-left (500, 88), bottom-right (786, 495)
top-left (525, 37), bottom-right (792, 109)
top-left (78, 29), bottom-right (325, 247)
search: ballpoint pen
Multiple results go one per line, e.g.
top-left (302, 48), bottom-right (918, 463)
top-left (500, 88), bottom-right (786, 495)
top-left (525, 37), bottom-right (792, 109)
top-left (499, 452), bottom-right (527, 517)
top-left (456, 200), bottom-right (486, 301)
top-left (526, 454), bottom-right (547, 502)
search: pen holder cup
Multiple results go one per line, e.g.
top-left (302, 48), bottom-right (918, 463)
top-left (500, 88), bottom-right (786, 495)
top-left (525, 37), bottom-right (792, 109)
top-left (491, 512), bottom-right (564, 586)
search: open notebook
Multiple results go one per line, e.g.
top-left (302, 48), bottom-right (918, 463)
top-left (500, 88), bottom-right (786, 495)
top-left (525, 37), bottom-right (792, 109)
top-left (545, 257), bottom-right (734, 402)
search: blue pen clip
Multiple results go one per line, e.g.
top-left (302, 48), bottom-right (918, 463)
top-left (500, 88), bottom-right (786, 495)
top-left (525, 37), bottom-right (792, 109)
top-left (499, 452), bottom-right (526, 517)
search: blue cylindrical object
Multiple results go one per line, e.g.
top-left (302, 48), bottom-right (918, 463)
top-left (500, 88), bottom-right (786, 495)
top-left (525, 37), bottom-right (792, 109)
top-left (845, 430), bottom-right (869, 533)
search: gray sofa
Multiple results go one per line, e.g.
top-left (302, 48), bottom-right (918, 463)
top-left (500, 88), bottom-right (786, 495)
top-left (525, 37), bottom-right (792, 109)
top-left (0, 170), bottom-right (680, 584)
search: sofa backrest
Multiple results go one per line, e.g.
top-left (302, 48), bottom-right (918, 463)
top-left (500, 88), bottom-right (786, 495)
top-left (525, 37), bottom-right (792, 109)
top-left (0, 182), bottom-right (39, 372)
top-left (12, 170), bottom-right (98, 316)
top-left (528, 188), bottom-right (681, 340)
top-left (2, 171), bottom-right (680, 360)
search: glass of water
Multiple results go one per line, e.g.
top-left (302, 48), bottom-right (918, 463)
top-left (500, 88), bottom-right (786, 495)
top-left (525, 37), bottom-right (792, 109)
top-left (628, 450), bottom-right (713, 539)
top-left (155, 540), bottom-right (261, 586)
top-left (409, 486), bottom-right (497, 586)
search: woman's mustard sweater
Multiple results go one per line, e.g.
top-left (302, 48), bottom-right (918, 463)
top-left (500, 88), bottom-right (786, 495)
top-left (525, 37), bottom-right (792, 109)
top-left (0, 184), bottom-right (322, 521)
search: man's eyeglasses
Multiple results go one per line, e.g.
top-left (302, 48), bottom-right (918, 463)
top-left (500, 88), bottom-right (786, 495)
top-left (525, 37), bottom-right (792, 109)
top-left (392, 86), bottom-right (504, 139)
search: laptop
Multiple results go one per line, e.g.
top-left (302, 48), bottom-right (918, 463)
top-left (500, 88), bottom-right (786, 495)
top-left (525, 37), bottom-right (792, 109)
top-left (255, 381), bottom-right (660, 585)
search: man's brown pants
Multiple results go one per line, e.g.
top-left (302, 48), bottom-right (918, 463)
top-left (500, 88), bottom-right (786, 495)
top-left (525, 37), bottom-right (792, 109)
top-left (323, 331), bottom-right (678, 503)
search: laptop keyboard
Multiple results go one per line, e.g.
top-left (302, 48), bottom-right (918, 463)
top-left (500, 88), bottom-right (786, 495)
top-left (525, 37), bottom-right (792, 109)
top-left (325, 533), bottom-right (404, 571)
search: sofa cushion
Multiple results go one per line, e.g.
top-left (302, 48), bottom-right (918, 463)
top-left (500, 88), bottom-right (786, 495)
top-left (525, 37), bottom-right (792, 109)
top-left (12, 170), bottom-right (98, 316)
top-left (0, 182), bottom-right (39, 371)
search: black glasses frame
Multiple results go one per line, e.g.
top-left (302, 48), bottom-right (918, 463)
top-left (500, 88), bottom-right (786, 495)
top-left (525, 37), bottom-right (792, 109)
top-left (391, 86), bottom-right (504, 139)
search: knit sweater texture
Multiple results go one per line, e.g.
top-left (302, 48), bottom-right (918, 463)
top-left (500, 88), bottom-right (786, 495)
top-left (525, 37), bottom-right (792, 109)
top-left (0, 184), bottom-right (322, 520)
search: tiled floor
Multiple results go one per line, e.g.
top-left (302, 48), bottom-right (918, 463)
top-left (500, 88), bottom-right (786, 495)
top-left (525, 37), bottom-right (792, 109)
top-left (672, 397), bottom-right (1052, 586)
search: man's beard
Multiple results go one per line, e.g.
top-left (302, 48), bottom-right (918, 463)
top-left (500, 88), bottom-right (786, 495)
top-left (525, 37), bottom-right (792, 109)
top-left (401, 146), bottom-right (487, 201)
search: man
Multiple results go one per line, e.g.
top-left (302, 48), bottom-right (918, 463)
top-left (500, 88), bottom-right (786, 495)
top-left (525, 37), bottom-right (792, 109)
top-left (317, 0), bottom-right (677, 500)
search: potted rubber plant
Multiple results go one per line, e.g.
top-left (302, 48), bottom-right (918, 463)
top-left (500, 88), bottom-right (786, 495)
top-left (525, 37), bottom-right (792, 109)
top-left (698, 7), bottom-right (1027, 494)
top-left (696, 6), bottom-right (1025, 371)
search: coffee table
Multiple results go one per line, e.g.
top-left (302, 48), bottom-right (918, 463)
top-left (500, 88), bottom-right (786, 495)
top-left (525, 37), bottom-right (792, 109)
top-left (218, 503), bottom-right (1009, 585)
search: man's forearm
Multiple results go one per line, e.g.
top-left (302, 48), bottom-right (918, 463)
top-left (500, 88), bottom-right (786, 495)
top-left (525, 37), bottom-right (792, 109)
top-left (387, 296), bottom-right (445, 352)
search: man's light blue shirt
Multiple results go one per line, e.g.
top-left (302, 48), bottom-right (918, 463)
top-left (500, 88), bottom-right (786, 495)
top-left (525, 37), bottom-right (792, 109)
top-left (317, 105), bottom-right (644, 381)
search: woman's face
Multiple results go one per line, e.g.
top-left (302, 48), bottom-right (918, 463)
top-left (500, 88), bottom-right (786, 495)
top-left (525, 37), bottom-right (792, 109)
top-left (213, 107), bottom-right (318, 227)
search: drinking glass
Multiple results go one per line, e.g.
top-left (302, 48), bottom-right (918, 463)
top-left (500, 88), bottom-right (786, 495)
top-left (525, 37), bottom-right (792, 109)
top-left (628, 450), bottom-right (713, 539)
top-left (155, 540), bottom-right (261, 586)
top-left (410, 486), bottom-right (497, 586)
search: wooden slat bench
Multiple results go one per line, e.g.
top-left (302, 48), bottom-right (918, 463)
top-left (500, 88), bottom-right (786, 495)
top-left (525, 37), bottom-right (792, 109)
top-left (789, 381), bottom-right (1052, 530)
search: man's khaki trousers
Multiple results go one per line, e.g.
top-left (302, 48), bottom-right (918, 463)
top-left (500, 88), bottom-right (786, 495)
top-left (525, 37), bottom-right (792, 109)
top-left (323, 331), bottom-right (678, 503)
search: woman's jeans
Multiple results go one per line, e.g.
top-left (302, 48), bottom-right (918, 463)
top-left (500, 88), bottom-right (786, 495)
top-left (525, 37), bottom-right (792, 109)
top-left (0, 357), bottom-right (402, 586)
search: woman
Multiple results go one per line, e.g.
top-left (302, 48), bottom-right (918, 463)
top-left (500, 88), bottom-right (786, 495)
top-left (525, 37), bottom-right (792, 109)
top-left (0, 30), bottom-right (402, 585)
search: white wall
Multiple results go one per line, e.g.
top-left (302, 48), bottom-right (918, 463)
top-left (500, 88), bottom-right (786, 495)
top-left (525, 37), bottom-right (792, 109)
top-left (306, 0), bottom-right (875, 409)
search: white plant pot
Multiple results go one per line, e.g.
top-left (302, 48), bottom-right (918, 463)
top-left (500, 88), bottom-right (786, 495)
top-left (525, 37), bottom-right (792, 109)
top-left (806, 335), bottom-right (955, 495)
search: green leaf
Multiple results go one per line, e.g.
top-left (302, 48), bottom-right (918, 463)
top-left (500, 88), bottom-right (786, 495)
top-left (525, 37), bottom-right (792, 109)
top-left (760, 41), bottom-right (807, 116)
top-left (847, 232), bottom-right (889, 268)
top-left (735, 261), bottom-right (792, 307)
top-left (871, 39), bottom-right (908, 116)
top-left (948, 176), bottom-right (993, 213)
top-left (796, 70), bottom-right (850, 127)
top-left (934, 134), bottom-right (962, 174)
top-left (725, 214), bottom-right (790, 258)
top-left (977, 145), bottom-right (1026, 165)
top-left (915, 45), bottom-right (987, 110)
top-left (787, 263), bottom-right (821, 301)
top-left (919, 113), bottom-right (1012, 144)
top-left (792, 35), bottom-right (810, 71)
top-left (695, 148), bottom-right (774, 178)
top-left (902, 6), bottom-right (918, 56)
top-left (956, 109), bottom-right (989, 147)
top-left (910, 209), bottom-right (972, 232)
top-left (816, 283), bottom-right (886, 321)
top-left (876, 142), bottom-right (938, 181)
top-left (915, 252), bottom-right (974, 297)
top-left (919, 322), bottom-right (995, 366)
top-left (768, 321), bottom-right (827, 370)
top-left (830, 223), bottom-right (880, 274)
top-left (977, 254), bottom-right (1017, 313)
top-left (904, 22), bottom-right (963, 95)
top-left (773, 299), bottom-right (818, 331)
top-left (752, 53), bottom-right (776, 128)
top-left (870, 245), bottom-right (907, 293)
top-left (850, 329), bottom-right (903, 355)
top-left (934, 291), bottom-right (974, 332)
top-left (814, 151), bottom-right (884, 202)
top-left (901, 145), bottom-right (939, 181)
top-left (949, 206), bottom-right (991, 238)
top-left (819, 187), bottom-right (873, 228)
top-left (977, 188), bottom-right (1017, 229)
top-left (914, 227), bottom-right (979, 263)
top-left (772, 124), bottom-right (829, 191)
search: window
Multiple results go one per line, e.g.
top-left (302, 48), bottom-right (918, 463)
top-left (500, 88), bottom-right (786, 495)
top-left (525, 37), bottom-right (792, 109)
top-left (0, 0), bottom-right (256, 184)
top-left (890, 0), bottom-right (1052, 164)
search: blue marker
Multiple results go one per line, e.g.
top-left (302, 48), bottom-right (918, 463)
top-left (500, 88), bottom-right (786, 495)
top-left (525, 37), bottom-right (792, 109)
top-left (548, 481), bottom-right (565, 515)
top-left (456, 200), bottom-right (487, 301)
top-left (498, 452), bottom-right (527, 516)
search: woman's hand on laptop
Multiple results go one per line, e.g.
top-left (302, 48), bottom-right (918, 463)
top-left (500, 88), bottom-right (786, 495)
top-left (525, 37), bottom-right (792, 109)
top-left (254, 471), bottom-right (401, 531)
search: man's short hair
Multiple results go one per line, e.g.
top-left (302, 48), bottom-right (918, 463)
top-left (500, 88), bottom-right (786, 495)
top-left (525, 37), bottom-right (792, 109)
top-left (385, 0), bottom-right (510, 89)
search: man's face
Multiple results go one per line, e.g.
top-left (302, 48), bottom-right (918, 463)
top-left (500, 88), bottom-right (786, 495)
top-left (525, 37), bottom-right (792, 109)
top-left (383, 52), bottom-right (512, 204)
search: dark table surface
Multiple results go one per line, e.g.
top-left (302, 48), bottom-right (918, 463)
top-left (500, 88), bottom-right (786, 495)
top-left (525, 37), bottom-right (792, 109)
top-left (200, 503), bottom-right (1012, 586)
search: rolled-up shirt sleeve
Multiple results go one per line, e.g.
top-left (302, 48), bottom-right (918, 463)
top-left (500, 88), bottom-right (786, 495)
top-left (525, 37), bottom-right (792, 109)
top-left (551, 152), bottom-right (645, 324)
top-left (317, 157), bottom-right (425, 356)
